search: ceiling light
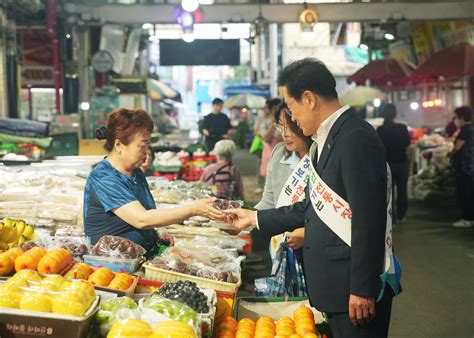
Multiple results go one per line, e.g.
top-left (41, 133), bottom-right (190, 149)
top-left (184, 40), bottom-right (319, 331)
top-left (410, 102), bottom-right (419, 110)
top-left (373, 98), bottom-right (381, 107)
top-left (66, 33), bottom-right (71, 39)
top-left (434, 99), bottom-right (442, 106)
top-left (199, 0), bottom-right (213, 4)
top-left (384, 33), bottom-right (395, 40)
top-left (80, 102), bottom-right (90, 111)
top-left (142, 23), bottom-right (153, 30)
top-left (360, 44), bottom-right (369, 50)
top-left (182, 27), bottom-right (195, 43)
top-left (181, 0), bottom-right (199, 13)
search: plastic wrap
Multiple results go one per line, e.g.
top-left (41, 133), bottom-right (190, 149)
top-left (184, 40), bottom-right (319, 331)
top-left (0, 186), bottom-right (46, 202)
top-left (140, 295), bottom-right (200, 334)
top-left (47, 188), bottom-right (84, 206)
top-left (149, 247), bottom-right (241, 283)
top-left (94, 296), bottom-right (140, 336)
top-left (37, 202), bottom-right (80, 222)
top-left (91, 235), bottom-right (146, 259)
top-left (0, 201), bottom-right (38, 218)
top-left (55, 228), bottom-right (90, 260)
top-left (0, 270), bottom-right (97, 317)
top-left (173, 235), bottom-right (247, 253)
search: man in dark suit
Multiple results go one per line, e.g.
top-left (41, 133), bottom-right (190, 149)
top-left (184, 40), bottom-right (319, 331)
top-left (227, 58), bottom-right (396, 338)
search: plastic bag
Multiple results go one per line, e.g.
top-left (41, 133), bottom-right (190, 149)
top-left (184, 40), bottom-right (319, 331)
top-left (91, 235), bottom-right (146, 259)
top-left (249, 135), bottom-right (264, 155)
top-left (139, 295), bottom-right (200, 335)
top-left (94, 296), bottom-right (140, 336)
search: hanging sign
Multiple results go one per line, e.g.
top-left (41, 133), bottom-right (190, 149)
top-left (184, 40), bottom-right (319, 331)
top-left (91, 50), bottom-right (114, 73)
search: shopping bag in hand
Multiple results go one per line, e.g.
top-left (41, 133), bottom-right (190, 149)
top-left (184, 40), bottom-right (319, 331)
top-left (249, 135), bottom-right (264, 156)
top-left (254, 240), bottom-right (307, 297)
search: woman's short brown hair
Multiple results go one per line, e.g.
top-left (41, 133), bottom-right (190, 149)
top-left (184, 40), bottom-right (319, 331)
top-left (96, 108), bottom-right (154, 152)
top-left (274, 102), bottom-right (313, 158)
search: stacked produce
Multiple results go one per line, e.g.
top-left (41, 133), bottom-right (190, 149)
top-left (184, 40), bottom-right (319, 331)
top-left (106, 319), bottom-right (196, 338)
top-left (0, 218), bottom-right (35, 250)
top-left (215, 306), bottom-right (318, 338)
top-left (148, 247), bottom-right (242, 283)
top-left (155, 280), bottom-right (210, 313)
top-left (91, 235), bottom-right (145, 259)
top-left (0, 269), bottom-right (96, 317)
top-left (65, 265), bottom-right (135, 291)
top-left (141, 295), bottom-right (199, 329)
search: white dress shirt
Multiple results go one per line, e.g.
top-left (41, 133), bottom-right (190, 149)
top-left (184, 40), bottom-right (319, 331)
top-left (256, 105), bottom-right (351, 229)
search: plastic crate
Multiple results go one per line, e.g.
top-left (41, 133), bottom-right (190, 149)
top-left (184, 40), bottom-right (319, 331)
top-left (83, 255), bottom-right (141, 274)
top-left (46, 133), bottom-right (79, 157)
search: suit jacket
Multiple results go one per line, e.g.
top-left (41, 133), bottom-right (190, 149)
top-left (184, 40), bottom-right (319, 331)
top-left (258, 108), bottom-right (388, 313)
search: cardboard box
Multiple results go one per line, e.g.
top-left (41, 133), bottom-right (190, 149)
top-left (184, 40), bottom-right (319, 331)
top-left (234, 297), bottom-right (332, 338)
top-left (0, 296), bottom-right (99, 338)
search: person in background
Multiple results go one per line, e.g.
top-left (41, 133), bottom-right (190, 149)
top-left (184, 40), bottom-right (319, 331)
top-left (202, 98), bottom-right (232, 151)
top-left (254, 98), bottom-right (283, 186)
top-left (255, 102), bottom-right (313, 269)
top-left (445, 117), bottom-right (458, 138)
top-left (140, 146), bottom-right (155, 176)
top-left (377, 104), bottom-right (411, 224)
top-left (84, 108), bottom-right (223, 255)
top-left (200, 140), bottom-right (244, 200)
top-left (449, 106), bottom-right (474, 228)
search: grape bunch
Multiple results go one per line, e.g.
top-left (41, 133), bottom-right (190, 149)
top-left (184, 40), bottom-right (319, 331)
top-left (157, 281), bottom-right (210, 313)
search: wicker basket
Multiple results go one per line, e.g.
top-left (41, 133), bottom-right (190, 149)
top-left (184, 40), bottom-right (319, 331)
top-left (142, 263), bottom-right (241, 292)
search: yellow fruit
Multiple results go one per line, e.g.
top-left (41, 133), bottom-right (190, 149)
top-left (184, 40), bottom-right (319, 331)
top-left (107, 319), bottom-right (152, 338)
top-left (5, 247), bottom-right (23, 261)
top-left (13, 269), bottom-right (42, 283)
top-left (15, 247), bottom-right (47, 272)
top-left (152, 321), bottom-right (196, 337)
top-left (108, 273), bottom-right (134, 290)
top-left (88, 267), bottom-right (115, 286)
top-left (61, 279), bottom-right (96, 304)
top-left (1, 226), bottom-right (18, 243)
top-left (42, 274), bottom-right (65, 288)
top-left (52, 293), bottom-right (88, 317)
top-left (0, 291), bottom-right (23, 308)
top-left (64, 263), bottom-right (93, 280)
top-left (0, 253), bottom-right (14, 276)
top-left (4, 277), bottom-right (28, 288)
top-left (22, 225), bottom-right (34, 239)
top-left (20, 293), bottom-right (52, 312)
top-left (38, 248), bottom-right (72, 275)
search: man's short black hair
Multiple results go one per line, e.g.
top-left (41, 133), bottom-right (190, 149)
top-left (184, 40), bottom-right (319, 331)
top-left (277, 58), bottom-right (338, 102)
top-left (212, 98), bottom-right (224, 105)
top-left (454, 106), bottom-right (472, 122)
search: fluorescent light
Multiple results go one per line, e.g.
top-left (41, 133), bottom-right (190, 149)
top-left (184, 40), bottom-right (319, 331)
top-left (181, 0), bottom-right (199, 12)
top-left (199, 0), bottom-right (214, 4)
top-left (410, 102), bottom-right (419, 110)
top-left (142, 23), bottom-right (154, 30)
top-left (183, 32), bottom-right (195, 43)
top-left (66, 33), bottom-right (71, 39)
top-left (80, 102), bottom-right (90, 111)
top-left (373, 98), bottom-right (381, 107)
top-left (434, 99), bottom-right (442, 106)
top-left (384, 33), bottom-right (395, 40)
top-left (360, 44), bottom-right (369, 50)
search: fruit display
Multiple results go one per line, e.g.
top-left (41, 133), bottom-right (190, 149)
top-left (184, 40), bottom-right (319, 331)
top-left (149, 247), bottom-right (241, 283)
top-left (37, 248), bottom-right (73, 274)
top-left (55, 227), bottom-right (90, 260)
top-left (15, 247), bottom-right (47, 272)
top-left (215, 306), bottom-right (318, 338)
top-left (0, 270), bottom-right (96, 317)
top-left (64, 262), bottom-right (94, 280)
top-left (141, 295), bottom-right (199, 330)
top-left (156, 281), bottom-right (210, 314)
top-left (92, 235), bottom-right (146, 259)
top-left (94, 296), bottom-right (139, 336)
top-left (88, 267), bottom-right (116, 287)
top-left (108, 273), bottom-right (135, 291)
top-left (0, 247), bottom-right (23, 276)
top-left (106, 319), bottom-right (197, 338)
top-left (0, 218), bottom-right (35, 250)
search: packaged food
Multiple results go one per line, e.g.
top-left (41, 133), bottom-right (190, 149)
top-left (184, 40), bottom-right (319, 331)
top-left (91, 235), bottom-right (146, 259)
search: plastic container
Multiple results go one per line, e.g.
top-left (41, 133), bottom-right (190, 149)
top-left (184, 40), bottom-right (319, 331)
top-left (83, 255), bottom-right (141, 274)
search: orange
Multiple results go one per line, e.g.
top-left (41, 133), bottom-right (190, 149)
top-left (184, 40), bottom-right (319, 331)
top-left (290, 335), bottom-right (302, 338)
top-left (303, 334), bottom-right (318, 338)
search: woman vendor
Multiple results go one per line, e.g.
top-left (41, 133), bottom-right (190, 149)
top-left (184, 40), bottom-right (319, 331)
top-left (84, 108), bottom-right (223, 255)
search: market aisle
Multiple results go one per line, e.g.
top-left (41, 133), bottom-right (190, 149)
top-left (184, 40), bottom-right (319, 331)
top-left (389, 199), bottom-right (474, 338)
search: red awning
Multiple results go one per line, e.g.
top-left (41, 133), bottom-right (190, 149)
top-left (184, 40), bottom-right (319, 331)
top-left (347, 58), bottom-right (415, 89)
top-left (411, 43), bottom-right (474, 83)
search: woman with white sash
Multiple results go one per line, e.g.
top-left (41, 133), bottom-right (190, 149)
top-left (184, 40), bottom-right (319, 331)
top-left (255, 103), bottom-right (313, 273)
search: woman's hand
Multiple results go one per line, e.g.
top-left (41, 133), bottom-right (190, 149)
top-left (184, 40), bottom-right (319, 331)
top-left (158, 231), bottom-right (175, 246)
top-left (191, 198), bottom-right (223, 220)
top-left (286, 228), bottom-right (305, 250)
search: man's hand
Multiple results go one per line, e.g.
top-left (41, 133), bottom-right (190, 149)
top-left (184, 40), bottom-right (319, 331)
top-left (348, 294), bottom-right (375, 326)
top-left (224, 209), bottom-right (257, 229)
top-left (202, 129), bottom-right (210, 137)
top-left (286, 228), bottom-right (304, 250)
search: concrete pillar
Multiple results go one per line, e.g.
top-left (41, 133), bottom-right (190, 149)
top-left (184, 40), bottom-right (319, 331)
top-left (269, 23), bottom-right (278, 97)
top-left (0, 8), bottom-right (7, 117)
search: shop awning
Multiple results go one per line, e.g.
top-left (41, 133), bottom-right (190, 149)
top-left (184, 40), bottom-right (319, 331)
top-left (147, 79), bottom-right (181, 102)
top-left (339, 86), bottom-right (385, 108)
top-left (224, 93), bottom-right (266, 109)
top-left (347, 58), bottom-right (415, 89)
top-left (411, 43), bottom-right (474, 83)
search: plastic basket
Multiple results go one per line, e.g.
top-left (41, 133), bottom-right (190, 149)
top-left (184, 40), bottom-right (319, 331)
top-left (142, 263), bottom-right (241, 292)
top-left (83, 255), bottom-right (141, 274)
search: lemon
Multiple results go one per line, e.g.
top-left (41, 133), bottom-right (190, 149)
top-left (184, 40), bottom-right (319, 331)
top-left (0, 291), bottom-right (23, 308)
top-left (52, 293), bottom-right (88, 317)
top-left (20, 294), bottom-right (52, 312)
